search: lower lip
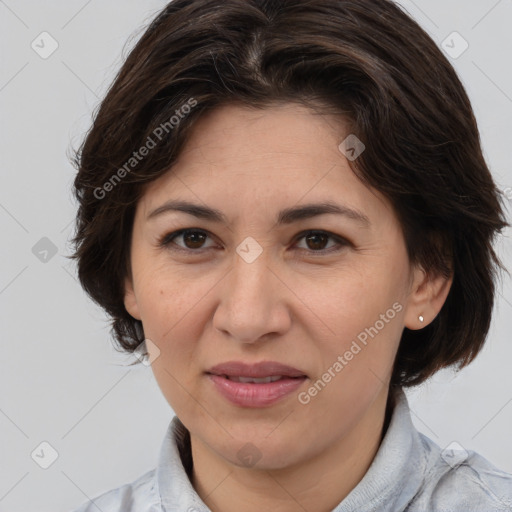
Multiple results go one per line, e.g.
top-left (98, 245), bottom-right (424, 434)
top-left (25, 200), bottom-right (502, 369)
top-left (207, 374), bottom-right (307, 407)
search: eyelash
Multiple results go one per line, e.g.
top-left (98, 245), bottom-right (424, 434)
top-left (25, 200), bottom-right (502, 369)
top-left (157, 228), bottom-right (351, 256)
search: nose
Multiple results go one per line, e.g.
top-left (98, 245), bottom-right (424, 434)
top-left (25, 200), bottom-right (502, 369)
top-left (212, 249), bottom-right (292, 344)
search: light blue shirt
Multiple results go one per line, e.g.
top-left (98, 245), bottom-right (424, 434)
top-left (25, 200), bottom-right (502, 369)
top-left (71, 387), bottom-right (512, 511)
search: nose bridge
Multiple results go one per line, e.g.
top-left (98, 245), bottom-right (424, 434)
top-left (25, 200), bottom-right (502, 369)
top-left (228, 245), bottom-right (274, 311)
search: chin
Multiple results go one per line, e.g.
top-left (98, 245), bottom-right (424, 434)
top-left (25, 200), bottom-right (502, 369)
top-left (207, 426), bottom-right (304, 469)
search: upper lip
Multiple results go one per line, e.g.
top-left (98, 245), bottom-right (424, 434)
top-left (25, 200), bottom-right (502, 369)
top-left (206, 361), bottom-right (307, 378)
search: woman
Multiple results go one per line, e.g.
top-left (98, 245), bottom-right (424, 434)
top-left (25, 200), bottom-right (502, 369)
top-left (69, 0), bottom-right (512, 510)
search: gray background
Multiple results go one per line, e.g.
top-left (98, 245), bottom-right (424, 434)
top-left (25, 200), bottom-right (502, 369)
top-left (1, 1), bottom-right (511, 511)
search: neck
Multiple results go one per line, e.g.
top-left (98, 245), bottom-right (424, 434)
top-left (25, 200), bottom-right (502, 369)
top-left (186, 386), bottom-right (396, 512)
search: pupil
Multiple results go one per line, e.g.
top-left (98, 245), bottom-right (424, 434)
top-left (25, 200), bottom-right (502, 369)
top-left (306, 233), bottom-right (327, 250)
top-left (184, 231), bottom-right (206, 248)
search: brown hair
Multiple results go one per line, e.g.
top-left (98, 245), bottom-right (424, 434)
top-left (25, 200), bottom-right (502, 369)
top-left (69, 0), bottom-right (509, 387)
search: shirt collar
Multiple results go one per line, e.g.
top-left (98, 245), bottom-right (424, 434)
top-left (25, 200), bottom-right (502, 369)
top-left (333, 386), bottom-right (427, 511)
top-left (156, 387), bottom-right (426, 512)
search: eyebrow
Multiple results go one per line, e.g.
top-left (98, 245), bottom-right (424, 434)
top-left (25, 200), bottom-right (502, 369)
top-left (146, 199), bottom-right (370, 227)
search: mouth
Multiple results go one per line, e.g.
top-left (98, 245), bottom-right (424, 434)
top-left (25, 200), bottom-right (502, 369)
top-left (205, 361), bottom-right (308, 407)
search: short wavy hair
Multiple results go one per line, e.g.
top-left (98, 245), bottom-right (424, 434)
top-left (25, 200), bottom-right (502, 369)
top-left (69, 0), bottom-right (509, 387)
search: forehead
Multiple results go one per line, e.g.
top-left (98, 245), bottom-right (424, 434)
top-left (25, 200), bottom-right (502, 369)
top-left (138, 103), bottom-right (395, 227)
top-left (177, 102), bottom-right (345, 166)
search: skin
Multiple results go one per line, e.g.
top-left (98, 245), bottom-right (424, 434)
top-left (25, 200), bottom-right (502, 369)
top-left (124, 102), bottom-right (453, 512)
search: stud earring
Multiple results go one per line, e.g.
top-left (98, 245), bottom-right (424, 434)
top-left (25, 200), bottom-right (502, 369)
top-left (419, 315), bottom-right (424, 322)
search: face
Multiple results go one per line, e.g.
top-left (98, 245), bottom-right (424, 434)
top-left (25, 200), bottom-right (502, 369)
top-left (124, 102), bottom-right (430, 470)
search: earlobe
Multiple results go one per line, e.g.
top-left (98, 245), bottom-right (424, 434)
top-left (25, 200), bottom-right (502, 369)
top-left (124, 276), bottom-right (142, 320)
top-left (404, 265), bottom-right (453, 330)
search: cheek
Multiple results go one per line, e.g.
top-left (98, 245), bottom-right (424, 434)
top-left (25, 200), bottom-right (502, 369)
top-left (308, 264), bottom-right (401, 325)
top-left (136, 268), bottom-right (217, 373)
top-left (143, 277), bottom-right (204, 413)
top-left (135, 262), bottom-right (202, 335)
top-left (300, 263), bottom-right (406, 373)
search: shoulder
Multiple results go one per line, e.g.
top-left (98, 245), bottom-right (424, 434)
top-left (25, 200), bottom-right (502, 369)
top-left (69, 468), bottom-right (160, 512)
top-left (409, 433), bottom-right (512, 512)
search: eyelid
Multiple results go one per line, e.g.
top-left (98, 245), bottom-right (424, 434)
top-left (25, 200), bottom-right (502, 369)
top-left (158, 228), bottom-right (219, 251)
top-left (292, 229), bottom-right (352, 254)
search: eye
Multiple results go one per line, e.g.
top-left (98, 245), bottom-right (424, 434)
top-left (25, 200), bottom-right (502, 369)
top-left (158, 228), bottom-right (350, 256)
top-left (158, 229), bottom-right (216, 252)
top-left (293, 230), bottom-right (350, 255)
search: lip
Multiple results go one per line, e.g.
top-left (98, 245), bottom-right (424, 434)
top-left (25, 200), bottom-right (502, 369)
top-left (207, 361), bottom-right (307, 379)
top-left (206, 361), bottom-right (308, 408)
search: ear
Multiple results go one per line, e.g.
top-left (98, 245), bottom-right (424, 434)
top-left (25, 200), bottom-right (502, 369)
top-left (404, 265), bottom-right (453, 330)
top-left (124, 275), bottom-right (142, 321)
